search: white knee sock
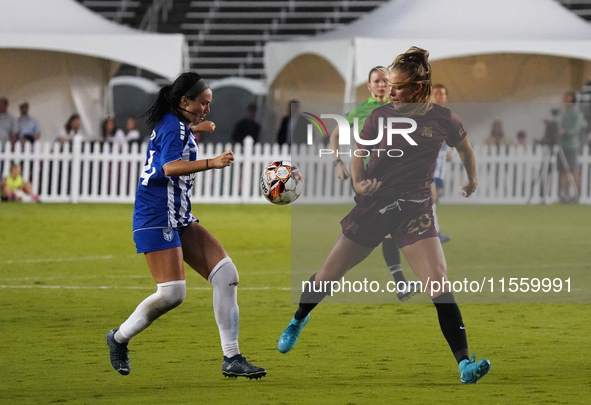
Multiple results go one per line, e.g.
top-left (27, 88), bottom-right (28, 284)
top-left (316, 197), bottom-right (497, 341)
top-left (208, 257), bottom-right (240, 358)
top-left (433, 203), bottom-right (440, 233)
top-left (115, 280), bottom-right (186, 343)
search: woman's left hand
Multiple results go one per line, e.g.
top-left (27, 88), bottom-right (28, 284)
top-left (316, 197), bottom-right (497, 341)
top-left (211, 150), bottom-right (234, 168)
top-left (191, 121), bottom-right (216, 133)
top-left (354, 178), bottom-right (382, 196)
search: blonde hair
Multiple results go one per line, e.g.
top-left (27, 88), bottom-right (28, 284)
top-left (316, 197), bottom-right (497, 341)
top-left (389, 46), bottom-right (432, 114)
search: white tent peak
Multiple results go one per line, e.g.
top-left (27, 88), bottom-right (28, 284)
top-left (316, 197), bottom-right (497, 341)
top-left (0, 0), bottom-right (187, 80)
top-left (316, 0), bottom-right (591, 41)
top-left (0, 0), bottom-right (187, 140)
top-left (0, 0), bottom-right (137, 35)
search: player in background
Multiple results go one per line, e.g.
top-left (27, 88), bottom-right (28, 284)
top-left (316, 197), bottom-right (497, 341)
top-left (106, 72), bottom-right (266, 380)
top-left (431, 84), bottom-right (454, 243)
top-left (279, 47), bottom-right (490, 384)
top-left (330, 66), bottom-right (415, 301)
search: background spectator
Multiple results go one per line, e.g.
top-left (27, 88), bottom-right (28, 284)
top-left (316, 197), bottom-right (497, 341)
top-left (485, 120), bottom-right (512, 149)
top-left (1, 163), bottom-right (39, 202)
top-left (276, 100), bottom-right (308, 145)
top-left (231, 103), bottom-right (260, 145)
top-left (125, 117), bottom-right (141, 145)
top-left (516, 131), bottom-right (527, 150)
top-left (17, 102), bottom-right (41, 145)
top-left (558, 91), bottom-right (586, 202)
top-left (0, 97), bottom-right (18, 147)
top-left (102, 118), bottom-right (126, 146)
top-left (60, 114), bottom-right (84, 143)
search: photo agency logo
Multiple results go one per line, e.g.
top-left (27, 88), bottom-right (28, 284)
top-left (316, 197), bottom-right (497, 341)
top-left (302, 112), bottom-right (419, 157)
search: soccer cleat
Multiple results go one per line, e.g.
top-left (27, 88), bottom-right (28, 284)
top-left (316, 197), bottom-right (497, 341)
top-left (459, 354), bottom-right (491, 384)
top-left (222, 354), bottom-right (266, 379)
top-left (396, 282), bottom-right (417, 302)
top-left (278, 314), bottom-right (310, 353)
top-left (438, 234), bottom-right (451, 244)
top-left (106, 328), bottom-right (130, 375)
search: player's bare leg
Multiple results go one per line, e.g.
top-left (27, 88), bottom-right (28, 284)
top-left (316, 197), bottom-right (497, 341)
top-left (180, 222), bottom-right (266, 379)
top-left (279, 233), bottom-right (373, 353)
top-left (21, 181), bottom-right (39, 201)
top-left (402, 238), bottom-right (490, 383)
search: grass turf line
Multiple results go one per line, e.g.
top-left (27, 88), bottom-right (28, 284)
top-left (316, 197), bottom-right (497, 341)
top-left (0, 203), bottom-right (590, 404)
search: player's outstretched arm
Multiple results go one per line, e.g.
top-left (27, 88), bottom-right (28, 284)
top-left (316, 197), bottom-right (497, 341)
top-left (351, 151), bottom-right (381, 196)
top-left (329, 125), bottom-right (350, 180)
top-left (455, 137), bottom-right (477, 197)
top-left (163, 150), bottom-right (234, 176)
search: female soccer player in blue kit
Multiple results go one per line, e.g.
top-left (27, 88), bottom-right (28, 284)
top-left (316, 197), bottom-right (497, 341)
top-left (106, 72), bottom-right (266, 379)
top-left (278, 47), bottom-right (490, 384)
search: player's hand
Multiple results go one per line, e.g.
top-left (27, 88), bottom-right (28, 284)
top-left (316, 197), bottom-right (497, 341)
top-left (211, 150), bottom-right (234, 168)
top-left (354, 178), bottom-right (382, 196)
top-left (191, 121), bottom-right (216, 133)
top-left (335, 161), bottom-right (350, 181)
top-left (461, 179), bottom-right (477, 198)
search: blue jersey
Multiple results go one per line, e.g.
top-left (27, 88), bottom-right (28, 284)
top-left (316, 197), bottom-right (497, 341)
top-left (133, 112), bottom-right (198, 231)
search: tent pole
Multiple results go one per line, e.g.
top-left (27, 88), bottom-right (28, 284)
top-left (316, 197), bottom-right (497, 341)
top-left (342, 40), bottom-right (356, 113)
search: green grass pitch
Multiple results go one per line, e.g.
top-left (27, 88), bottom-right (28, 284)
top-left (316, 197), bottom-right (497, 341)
top-left (0, 203), bottom-right (590, 404)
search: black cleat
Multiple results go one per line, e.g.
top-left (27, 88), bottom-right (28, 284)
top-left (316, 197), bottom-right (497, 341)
top-left (106, 328), bottom-right (130, 375)
top-left (222, 354), bottom-right (266, 380)
top-left (396, 282), bottom-right (417, 302)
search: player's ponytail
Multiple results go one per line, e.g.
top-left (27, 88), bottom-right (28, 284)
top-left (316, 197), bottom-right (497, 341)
top-left (144, 71), bottom-right (210, 127)
top-left (389, 46), bottom-right (432, 106)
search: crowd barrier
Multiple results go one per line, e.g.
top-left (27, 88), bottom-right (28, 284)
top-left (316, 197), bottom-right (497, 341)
top-left (1, 138), bottom-right (589, 205)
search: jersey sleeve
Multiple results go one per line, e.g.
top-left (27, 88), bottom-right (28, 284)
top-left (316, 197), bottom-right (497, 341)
top-left (356, 109), bottom-right (377, 149)
top-left (345, 105), bottom-right (359, 127)
top-left (446, 111), bottom-right (467, 147)
top-left (159, 126), bottom-right (185, 167)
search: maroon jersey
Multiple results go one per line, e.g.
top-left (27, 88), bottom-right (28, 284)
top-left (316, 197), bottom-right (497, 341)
top-left (357, 103), bottom-right (466, 200)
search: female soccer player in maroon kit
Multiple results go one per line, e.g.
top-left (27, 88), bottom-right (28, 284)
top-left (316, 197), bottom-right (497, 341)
top-left (278, 47), bottom-right (490, 384)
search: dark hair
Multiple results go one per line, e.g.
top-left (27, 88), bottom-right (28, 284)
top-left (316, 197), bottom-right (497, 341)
top-left (368, 66), bottom-right (387, 82)
top-left (389, 46), bottom-right (432, 104)
top-left (101, 118), bottom-right (117, 140)
top-left (144, 71), bottom-right (209, 127)
top-left (65, 114), bottom-right (80, 133)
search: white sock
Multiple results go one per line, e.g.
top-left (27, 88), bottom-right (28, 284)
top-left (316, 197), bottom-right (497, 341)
top-left (115, 280), bottom-right (186, 343)
top-left (208, 257), bottom-right (240, 358)
top-left (433, 203), bottom-right (440, 233)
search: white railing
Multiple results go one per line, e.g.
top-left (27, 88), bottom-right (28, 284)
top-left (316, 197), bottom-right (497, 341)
top-left (440, 144), bottom-right (591, 205)
top-left (1, 139), bottom-right (590, 205)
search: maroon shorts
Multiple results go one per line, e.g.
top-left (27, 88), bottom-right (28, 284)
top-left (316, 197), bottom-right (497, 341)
top-left (340, 196), bottom-right (438, 248)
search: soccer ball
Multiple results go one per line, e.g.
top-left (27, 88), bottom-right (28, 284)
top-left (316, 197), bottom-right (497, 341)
top-left (260, 161), bottom-right (304, 205)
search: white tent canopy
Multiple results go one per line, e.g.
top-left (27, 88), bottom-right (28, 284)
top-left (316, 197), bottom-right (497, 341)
top-left (0, 0), bottom-right (187, 140)
top-left (265, 0), bottom-right (591, 104)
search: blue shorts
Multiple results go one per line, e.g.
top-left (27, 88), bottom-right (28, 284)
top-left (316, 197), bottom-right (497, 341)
top-left (133, 227), bottom-right (182, 253)
top-left (433, 178), bottom-right (444, 189)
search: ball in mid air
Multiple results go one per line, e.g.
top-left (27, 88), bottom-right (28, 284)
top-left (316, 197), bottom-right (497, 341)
top-left (260, 161), bottom-right (304, 205)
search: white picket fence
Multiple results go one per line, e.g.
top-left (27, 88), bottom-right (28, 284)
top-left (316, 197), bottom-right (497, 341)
top-left (1, 138), bottom-right (590, 205)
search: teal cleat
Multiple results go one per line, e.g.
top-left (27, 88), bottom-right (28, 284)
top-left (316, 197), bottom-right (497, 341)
top-left (278, 314), bottom-right (310, 353)
top-left (459, 354), bottom-right (491, 384)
